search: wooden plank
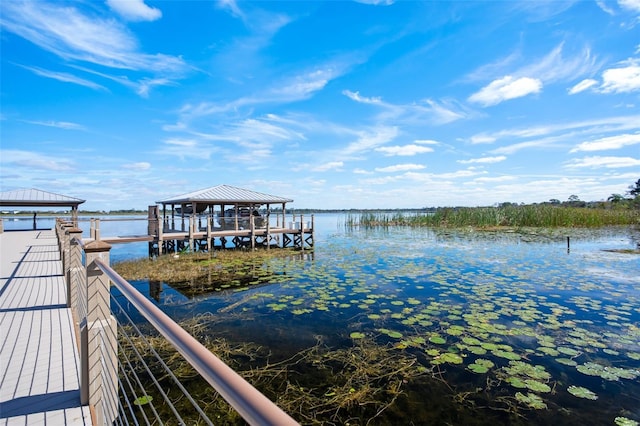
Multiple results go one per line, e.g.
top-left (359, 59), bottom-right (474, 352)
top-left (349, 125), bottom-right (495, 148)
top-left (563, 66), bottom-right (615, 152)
top-left (0, 230), bottom-right (92, 425)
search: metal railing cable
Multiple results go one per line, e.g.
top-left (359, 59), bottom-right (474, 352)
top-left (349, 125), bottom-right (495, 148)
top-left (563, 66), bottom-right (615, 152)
top-left (110, 291), bottom-right (207, 425)
top-left (96, 259), bottom-right (299, 426)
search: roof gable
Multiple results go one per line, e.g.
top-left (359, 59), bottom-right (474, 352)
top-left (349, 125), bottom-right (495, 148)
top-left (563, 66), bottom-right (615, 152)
top-left (0, 188), bottom-right (85, 207)
top-left (157, 185), bottom-right (293, 205)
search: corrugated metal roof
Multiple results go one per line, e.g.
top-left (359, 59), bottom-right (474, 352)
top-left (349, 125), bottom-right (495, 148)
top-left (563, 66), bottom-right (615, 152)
top-left (157, 184), bottom-right (293, 205)
top-left (0, 188), bottom-right (85, 207)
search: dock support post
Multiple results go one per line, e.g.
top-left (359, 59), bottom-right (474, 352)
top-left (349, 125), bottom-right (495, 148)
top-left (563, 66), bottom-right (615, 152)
top-left (80, 241), bottom-right (118, 425)
top-left (300, 214), bottom-right (304, 252)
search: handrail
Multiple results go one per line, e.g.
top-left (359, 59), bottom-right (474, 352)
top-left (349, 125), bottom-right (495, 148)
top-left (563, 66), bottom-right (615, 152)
top-left (94, 258), bottom-right (299, 426)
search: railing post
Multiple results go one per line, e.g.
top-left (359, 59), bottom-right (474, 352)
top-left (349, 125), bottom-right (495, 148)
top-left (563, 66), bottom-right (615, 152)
top-left (61, 223), bottom-right (72, 277)
top-left (80, 240), bottom-right (118, 424)
top-left (94, 218), bottom-right (101, 241)
top-left (66, 227), bottom-right (83, 311)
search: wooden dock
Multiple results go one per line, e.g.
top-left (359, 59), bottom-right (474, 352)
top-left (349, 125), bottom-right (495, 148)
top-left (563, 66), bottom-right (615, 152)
top-left (87, 210), bottom-right (315, 256)
top-left (0, 230), bottom-right (92, 425)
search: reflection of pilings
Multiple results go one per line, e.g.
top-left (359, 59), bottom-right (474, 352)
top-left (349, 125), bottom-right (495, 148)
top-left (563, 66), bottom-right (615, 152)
top-left (150, 281), bottom-right (162, 302)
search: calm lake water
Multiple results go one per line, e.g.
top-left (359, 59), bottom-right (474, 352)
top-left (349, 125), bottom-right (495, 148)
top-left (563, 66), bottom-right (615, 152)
top-left (6, 214), bottom-right (640, 425)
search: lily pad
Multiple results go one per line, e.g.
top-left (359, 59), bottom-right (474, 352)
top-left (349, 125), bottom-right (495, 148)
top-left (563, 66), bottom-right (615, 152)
top-left (350, 332), bottom-right (365, 339)
top-left (567, 385), bottom-right (597, 400)
top-left (515, 392), bottom-right (547, 409)
top-left (429, 335), bottom-right (446, 345)
top-left (615, 417), bottom-right (639, 426)
top-left (133, 395), bottom-right (153, 406)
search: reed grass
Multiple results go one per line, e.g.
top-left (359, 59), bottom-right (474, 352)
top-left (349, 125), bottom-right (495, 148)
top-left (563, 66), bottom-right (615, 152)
top-left (353, 205), bottom-right (639, 228)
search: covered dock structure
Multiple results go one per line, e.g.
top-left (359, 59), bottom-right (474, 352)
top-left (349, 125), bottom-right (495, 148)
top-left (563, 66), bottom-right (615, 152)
top-left (148, 185), bottom-right (313, 254)
top-left (0, 188), bottom-right (85, 232)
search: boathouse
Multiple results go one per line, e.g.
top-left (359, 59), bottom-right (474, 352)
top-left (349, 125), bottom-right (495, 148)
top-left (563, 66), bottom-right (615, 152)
top-left (148, 184), bottom-right (313, 254)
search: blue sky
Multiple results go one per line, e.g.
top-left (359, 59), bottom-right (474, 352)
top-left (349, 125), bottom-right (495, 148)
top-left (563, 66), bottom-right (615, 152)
top-left (1, 0), bottom-right (639, 211)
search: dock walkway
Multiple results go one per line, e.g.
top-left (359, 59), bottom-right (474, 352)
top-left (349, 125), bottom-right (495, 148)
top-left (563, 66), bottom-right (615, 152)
top-left (0, 230), bottom-right (92, 425)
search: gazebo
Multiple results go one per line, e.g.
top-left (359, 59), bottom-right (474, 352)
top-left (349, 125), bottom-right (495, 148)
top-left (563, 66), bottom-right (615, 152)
top-left (0, 188), bottom-right (85, 231)
top-left (156, 184), bottom-right (293, 232)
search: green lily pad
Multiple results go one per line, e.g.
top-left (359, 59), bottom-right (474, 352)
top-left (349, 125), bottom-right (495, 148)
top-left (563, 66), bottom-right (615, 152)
top-left (350, 332), bottom-right (365, 339)
top-left (614, 417), bottom-right (639, 426)
top-left (429, 335), bottom-right (446, 345)
top-left (467, 359), bottom-right (494, 374)
top-left (567, 385), bottom-right (597, 400)
top-left (134, 395), bottom-right (153, 406)
top-left (555, 358), bottom-right (577, 367)
top-left (436, 352), bottom-right (463, 364)
top-left (524, 379), bottom-right (551, 393)
top-left (515, 392), bottom-right (547, 409)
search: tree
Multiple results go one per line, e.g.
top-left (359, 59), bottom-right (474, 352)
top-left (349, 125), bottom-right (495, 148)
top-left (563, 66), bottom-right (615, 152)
top-left (628, 179), bottom-right (640, 197)
top-left (607, 194), bottom-right (625, 204)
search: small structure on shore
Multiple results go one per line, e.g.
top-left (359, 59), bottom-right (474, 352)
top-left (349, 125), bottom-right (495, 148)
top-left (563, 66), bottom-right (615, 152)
top-left (0, 188), bottom-right (85, 231)
top-left (146, 185), bottom-right (313, 255)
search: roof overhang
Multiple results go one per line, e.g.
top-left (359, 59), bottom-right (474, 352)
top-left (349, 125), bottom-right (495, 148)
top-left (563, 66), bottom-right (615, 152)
top-left (0, 188), bottom-right (85, 209)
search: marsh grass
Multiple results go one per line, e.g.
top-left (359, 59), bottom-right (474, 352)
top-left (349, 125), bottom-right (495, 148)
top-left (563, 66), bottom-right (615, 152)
top-left (352, 206), bottom-right (639, 228)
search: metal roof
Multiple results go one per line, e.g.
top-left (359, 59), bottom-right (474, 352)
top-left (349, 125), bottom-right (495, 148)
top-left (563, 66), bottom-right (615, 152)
top-left (157, 184), bottom-right (293, 205)
top-left (0, 188), bottom-right (85, 207)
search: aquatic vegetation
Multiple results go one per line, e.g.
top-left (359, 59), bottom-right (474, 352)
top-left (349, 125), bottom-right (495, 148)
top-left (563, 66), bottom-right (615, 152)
top-left (567, 386), bottom-right (598, 400)
top-left (467, 359), bottom-right (494, 374)
top-left (615, 417), bottom-right (639, 426)
top-left (576, 362), bottom-right (640, 381)
top-left (114, 224), bottom-right (640, 424)
top-left (515, 392), bottom-right (547, 410)
top-left (353, 206), bottom-right (640, 228)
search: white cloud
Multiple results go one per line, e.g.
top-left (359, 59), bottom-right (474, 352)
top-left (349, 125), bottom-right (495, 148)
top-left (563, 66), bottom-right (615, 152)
top-left (122, 162), bottom-right (151, 170)
top-left (520, 44), bottom-right (598, 84)
top-left (457, 156), bottom-right (507, 164)
top-left (570, 133), bottom-right (640, 152)
top-left (343, 91), bottom-right (467, 125)
top-left (564, 156), bottom-right (640, 168)
top-left (468, 76), bottom-right (543, 106)
top-left (473, 176), bottom-right (516, 183)
top-left (467, 43), bottom-right (599, 89)
top-left (597, 1), bottom-right (616, 15)
top-left (312, 161), bottom-right (344, 172)
top-left (478, 115), bottom-right (640, 151)
top-left (106, 0), bottom-right (162, 22)
top-left (568, 79), bottom-right (598, 94)
top-left (375, 164), bottom-right (425, 173)
top-left (343, 126), bottom-right (399, 155)
top-left (600, 59), bottom-right (640, 93)
top-left (0, 149), bottom-right (75, 171)
top-left (158, 138), bottom-right (218, 160)
top-left (272, 67), bottom-right (344, 100)
top-left (470, 134), bottom-right (497, 144)
top-left (375, 144), bottom-right (434, 156)
top-left (23, 119), bottom-right (86, 130)
top-left (618, 0), bottom-right (640, 13)
top-left (17, 65), bottom-right (107, 91)
top-left (2, 1), bottom-right (188, 92)
top-left (342, 90), bottom-right (382, 104)
top-left (217, 0), bottom-right (246, 20)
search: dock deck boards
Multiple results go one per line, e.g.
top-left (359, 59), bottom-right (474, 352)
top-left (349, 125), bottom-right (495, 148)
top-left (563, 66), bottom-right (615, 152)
top-left (0, 230), bottom-right (92, 425)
